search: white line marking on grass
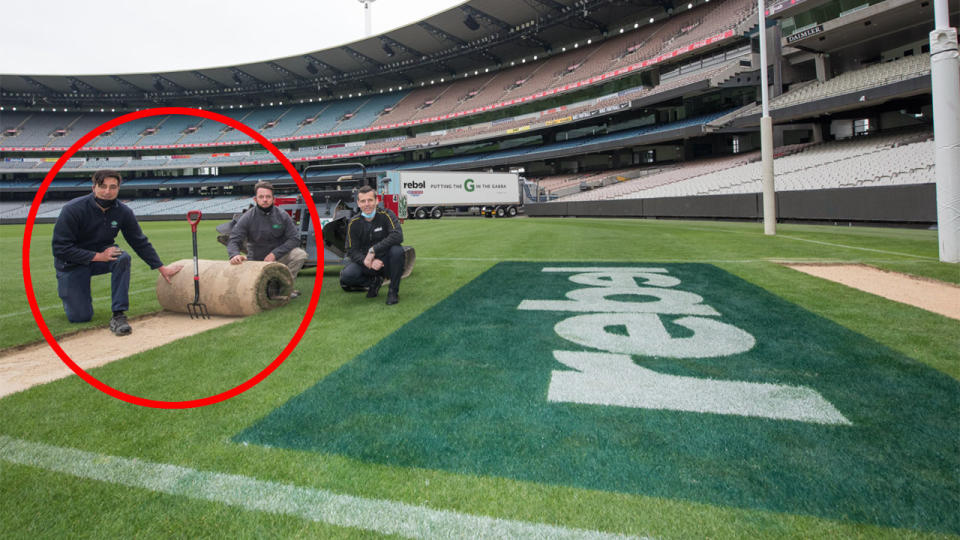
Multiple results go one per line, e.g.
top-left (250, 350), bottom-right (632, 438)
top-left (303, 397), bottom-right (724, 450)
top-left (0, 287), bottom-right (157, 320)
top-left (775, 236), bottom-right (937, 260)
top-left (0, 436), bottom-right (644, 540)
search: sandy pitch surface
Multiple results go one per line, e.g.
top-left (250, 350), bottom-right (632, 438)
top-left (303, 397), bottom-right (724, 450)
top-left (783, 263), bottom-right (960, 320)
top-left (0, 312), bottom-right (236, 399)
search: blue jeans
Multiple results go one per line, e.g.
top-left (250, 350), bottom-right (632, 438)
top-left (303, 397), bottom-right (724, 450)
top-left (56, 252), bottom-right (131, 323)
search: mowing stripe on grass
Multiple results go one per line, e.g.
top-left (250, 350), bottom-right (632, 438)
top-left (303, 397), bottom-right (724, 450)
top-left (0, 436), bottom-right (641, 540)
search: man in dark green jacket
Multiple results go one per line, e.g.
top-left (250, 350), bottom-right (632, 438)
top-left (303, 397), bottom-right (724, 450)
top-left (52, 170), bottom-right (182, 335)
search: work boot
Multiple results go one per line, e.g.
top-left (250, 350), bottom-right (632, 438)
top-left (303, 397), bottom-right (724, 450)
top-left (110, 313), bottom-right (132, 336)
top-left (367, 275), bottom-right (384, 298)
top-left (386, 291), bottom-right (399, 305)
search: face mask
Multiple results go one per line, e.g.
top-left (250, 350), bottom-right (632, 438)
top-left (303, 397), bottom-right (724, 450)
top-left (94, 197), bottom-right (116, 208)
top-left (361, 209), bottom-right (376, 219)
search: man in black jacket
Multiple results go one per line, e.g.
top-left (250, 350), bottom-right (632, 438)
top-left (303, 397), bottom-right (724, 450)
top-left (227, 181), bottom-right (308, 298)
top-left (52, 170), bottom-right (182, 335)
top-left (340, 185), bottom-right (404, 305)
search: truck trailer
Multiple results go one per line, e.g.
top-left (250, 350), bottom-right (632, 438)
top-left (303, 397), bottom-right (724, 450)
top-left (382, 170), bottom-right (524, 219)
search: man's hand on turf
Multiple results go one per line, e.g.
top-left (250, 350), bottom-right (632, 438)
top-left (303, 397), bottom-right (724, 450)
top-left (230, 254), bottom-right (247, 265)
top-left (158, 264), bottom-right (183, 284)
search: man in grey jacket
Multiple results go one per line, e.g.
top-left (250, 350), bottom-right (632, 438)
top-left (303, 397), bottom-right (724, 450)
top-left (227, 181), bottom-right (308, 298)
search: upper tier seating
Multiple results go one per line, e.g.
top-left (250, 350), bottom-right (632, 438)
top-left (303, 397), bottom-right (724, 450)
top-left (2, 0), bottom-right (759, 152)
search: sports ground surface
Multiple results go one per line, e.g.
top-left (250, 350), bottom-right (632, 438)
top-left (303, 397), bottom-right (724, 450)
top-left (1, 217), bottom-right (958, 538)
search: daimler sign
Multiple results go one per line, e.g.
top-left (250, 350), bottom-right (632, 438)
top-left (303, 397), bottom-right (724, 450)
top-left (786, 24), bottom-right (824, 44)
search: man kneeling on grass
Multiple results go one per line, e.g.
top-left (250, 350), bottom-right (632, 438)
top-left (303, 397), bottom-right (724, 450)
top-left (340, 185), bottom-right (405, 305)
top-left (52, 169), bottom-right (182, 336)
top-left (227, 180), bottom-right (308, 299)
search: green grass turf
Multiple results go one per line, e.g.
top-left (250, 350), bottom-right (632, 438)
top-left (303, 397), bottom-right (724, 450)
top-left (1, 217), bottom-right (957, 538)
top-left (236, 261), bottom-right (959, 531)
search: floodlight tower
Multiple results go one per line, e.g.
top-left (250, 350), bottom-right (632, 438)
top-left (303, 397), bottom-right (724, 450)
top-left (359, 0), bottom-right (376, 36)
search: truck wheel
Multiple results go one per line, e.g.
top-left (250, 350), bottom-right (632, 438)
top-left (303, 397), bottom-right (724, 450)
top-left (430, 207), bottom-right (443, 219)
top-left (495, 207), bottom-right (505, 218)
top-left (414, 207), bottom-right (427, 219)
top-left (507, 206), bottom-right (517, 217)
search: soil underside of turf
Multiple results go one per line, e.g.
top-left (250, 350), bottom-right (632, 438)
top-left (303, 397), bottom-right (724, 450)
top-left (1, 264), bottom-right (957, 399)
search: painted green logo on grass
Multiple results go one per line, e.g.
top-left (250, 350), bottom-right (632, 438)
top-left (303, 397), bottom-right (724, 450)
top-left (237, 262), bottom-right (959, 534)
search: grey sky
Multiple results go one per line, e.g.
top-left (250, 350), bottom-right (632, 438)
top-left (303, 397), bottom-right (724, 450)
top-left (1, 0), bottom-right (464, 75)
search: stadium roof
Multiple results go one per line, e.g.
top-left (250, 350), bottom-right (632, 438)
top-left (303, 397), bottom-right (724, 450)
top-left (0, 0), bottom-right (678, 110)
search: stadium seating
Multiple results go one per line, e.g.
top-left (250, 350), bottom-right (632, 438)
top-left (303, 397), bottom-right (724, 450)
top-left (2, 0), bottom-right (758, 154)
top-left (730, 54), bottom-right (931, 120)
top-left (567, 131), bottom-right (936, 200)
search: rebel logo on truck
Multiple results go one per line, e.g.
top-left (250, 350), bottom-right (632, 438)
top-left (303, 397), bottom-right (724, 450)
top-left (236, 262), bottom-right (960, 533)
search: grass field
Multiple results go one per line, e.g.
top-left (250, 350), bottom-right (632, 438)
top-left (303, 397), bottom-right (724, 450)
top-left (1, 217), bottom-right (957, 538)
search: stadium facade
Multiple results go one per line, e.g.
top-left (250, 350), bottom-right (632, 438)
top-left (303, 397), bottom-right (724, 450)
top-left (0, 0), bottom-right (954, 225)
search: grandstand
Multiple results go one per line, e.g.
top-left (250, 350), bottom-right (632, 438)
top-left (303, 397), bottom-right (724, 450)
top-left (0, 0), bottom-right (951, 226)
top-left (1, 1), bottom-right (958, 537)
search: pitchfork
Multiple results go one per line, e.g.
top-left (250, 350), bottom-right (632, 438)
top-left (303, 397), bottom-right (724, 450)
top-left (186, 210), bottom-right (210, 320)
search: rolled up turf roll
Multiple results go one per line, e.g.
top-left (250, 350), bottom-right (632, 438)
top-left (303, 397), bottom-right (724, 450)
top-left (156, 259), bottom-right (294, 317)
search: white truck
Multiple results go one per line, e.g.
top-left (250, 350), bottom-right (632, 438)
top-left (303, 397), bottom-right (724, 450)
top-left (382, 170), bottom-right (524, 219)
